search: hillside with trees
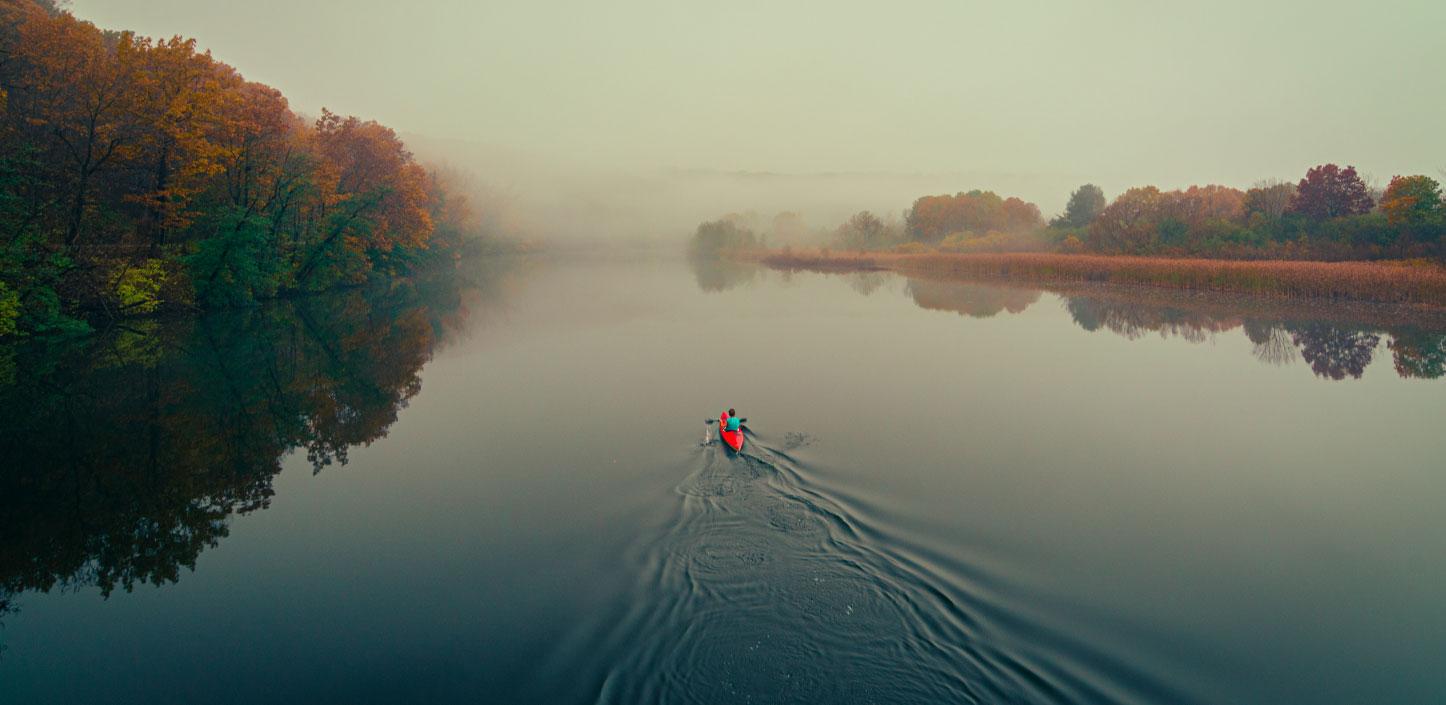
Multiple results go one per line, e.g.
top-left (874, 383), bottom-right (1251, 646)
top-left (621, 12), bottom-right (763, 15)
top-left (0, 0), bottom-right (486, 337)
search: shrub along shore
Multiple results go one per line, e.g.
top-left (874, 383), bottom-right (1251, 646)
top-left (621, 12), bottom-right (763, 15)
top-left (748, 249), bottom-right (1446, 307)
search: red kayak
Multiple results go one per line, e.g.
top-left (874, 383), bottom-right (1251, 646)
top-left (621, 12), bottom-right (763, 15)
top-left (719, 411), bottom-right (743, 452)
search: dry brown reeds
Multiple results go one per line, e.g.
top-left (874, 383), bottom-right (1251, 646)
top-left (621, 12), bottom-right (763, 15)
top-left (748, 249), bottom-right (1446, 306)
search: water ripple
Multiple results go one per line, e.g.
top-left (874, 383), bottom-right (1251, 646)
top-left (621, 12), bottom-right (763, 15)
top-left (535, 431), bottom-right (1197, 705)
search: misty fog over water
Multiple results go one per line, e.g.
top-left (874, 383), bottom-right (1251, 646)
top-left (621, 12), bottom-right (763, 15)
top-left (5, 0), bottom-right (1445, 702)
top-left (3, 257), bottom-right (1442, 703)
top-left (67, 0), bottom-right (1446, 248)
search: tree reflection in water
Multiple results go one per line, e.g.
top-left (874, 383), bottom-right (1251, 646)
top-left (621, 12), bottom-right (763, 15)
top-left (1063, 295), bottom-right (1239, 342)
top-left (895, 275), bottom-right (1444, 382)
top-left (1286, 324), bottom-right (1382, 380)
top-left (1242, 321), bottom-right (1299, 366)
top-left (1388, 328), bottom-right (1446, 379)
top-left (1060, 293), bottom-right (1438, 381)
top-left (847, 271), bottom-right (892, 297)
top-left (905, 279), bottom-right (1041, 318)
top-left (0, 270), bottom-right (499, 625)
top-left (688, 255), bottom-right (759, 292)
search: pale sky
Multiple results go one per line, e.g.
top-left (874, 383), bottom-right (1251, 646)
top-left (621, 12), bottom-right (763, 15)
top-left (70, 0), bottom-right (1446, 232)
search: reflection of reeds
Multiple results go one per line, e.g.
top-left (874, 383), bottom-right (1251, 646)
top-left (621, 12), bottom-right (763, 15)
top-left (751, 250), bottom-right (1446, 306)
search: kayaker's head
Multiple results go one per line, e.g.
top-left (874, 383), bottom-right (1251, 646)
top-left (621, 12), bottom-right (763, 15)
top-left (728, 408), bottom-right (736, 417)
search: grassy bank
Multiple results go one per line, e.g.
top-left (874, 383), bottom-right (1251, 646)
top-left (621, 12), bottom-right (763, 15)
top-left (748, 249), bottom-right (1446, 306)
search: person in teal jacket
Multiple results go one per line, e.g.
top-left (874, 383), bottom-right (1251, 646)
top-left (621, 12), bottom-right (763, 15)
top-left (725, 408), bottom-right (742, 432)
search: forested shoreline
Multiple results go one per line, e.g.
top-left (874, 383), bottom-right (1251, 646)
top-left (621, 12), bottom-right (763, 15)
top-left (0, 0), bottom-right (490, 338)
top-left (691, 166), bottom-right (1445, 263)
top-left (689, 161), bottom-right (1446, 304)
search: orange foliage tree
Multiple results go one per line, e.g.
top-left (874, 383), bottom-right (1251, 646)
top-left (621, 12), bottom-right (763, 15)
top-left (0, 0), bottom-right (481, 334)
top-left (905, 190), bottom-right (1041, 242)
top-left (1379, 175), bottom-right (1442, 227)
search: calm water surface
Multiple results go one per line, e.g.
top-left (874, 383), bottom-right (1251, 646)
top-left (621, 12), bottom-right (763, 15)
top-left (2, 256), bottom-right (1443, 704)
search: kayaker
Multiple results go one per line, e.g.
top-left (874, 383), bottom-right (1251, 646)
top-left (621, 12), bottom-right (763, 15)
top-left (725, 409), bottom-right (742, 432)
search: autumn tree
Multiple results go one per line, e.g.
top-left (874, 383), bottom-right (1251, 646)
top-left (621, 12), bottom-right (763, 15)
top-left (905, 194), bottom-right (957, 241)
top-left (1087, 186), bottom-right (1163, 252)
top-left (1379, 175), bottom-right (1442, 227)
top-left (183, 76), bottom-right (315, 307)
top-left (10, 10), bottom-right (141, 248)
top-left (1243, 180), bottom-right (1296, 219)
top-left (1164, 185), bottom-right (1245, 227)
top-left (1082, 184), bottom-right (1260, 253)
top-left (293, 110), bottom-right (432, 288)
top-left (905, 190), bottom-right (1041, 242)
top-left (1001, 197), bottom-right (1042, 232)
top-left (0, 1), bottom-right (473, 335)
top-left (127, 35), bottom-right (232, 246)
top-left (1289, 164), bottom-right (1374, 220)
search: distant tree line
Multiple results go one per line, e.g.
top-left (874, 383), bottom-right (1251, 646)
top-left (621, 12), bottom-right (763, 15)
top-left (688, 210), bottom-right (909, 257)
top-left (902, 164), bottom-right (1444, 259)
top-left (0, 0), bottom-right (485, 337)
top-left (697, 163), bottom-right (1445, 262)
top-left (1064, 166), bottom-right (1444, 258)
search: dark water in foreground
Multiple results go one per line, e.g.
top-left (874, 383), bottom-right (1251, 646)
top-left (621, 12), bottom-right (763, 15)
top-left (2, 257), bottom-right (1443, 704)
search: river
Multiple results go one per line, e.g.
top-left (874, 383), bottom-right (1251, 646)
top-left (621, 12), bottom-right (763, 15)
top-left (2, 256), bottom-right (1443, 704)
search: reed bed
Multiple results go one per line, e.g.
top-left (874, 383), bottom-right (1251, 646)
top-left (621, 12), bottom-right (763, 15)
top-left (750, 249), bottom-right (1446, 306)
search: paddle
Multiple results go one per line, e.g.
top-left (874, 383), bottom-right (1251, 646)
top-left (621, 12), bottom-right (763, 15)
top-left (703, 418), bottom-right (747, 425)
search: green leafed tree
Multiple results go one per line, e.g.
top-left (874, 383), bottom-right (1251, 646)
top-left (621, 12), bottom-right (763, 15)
top-left (1052, 184), bottom-right (1106, 228)
top-left (1380, 175), bottom-right (1443, 226)
top-left (0, 281), bottom-right (20, 337)
top-left (183, 208), bottom-right (282, 308)
top-left (688, 218), bottom-right (758, 259)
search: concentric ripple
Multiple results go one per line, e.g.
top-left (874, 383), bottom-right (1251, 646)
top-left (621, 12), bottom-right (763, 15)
top-left (532, 431), bottom-right (1199, 705)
